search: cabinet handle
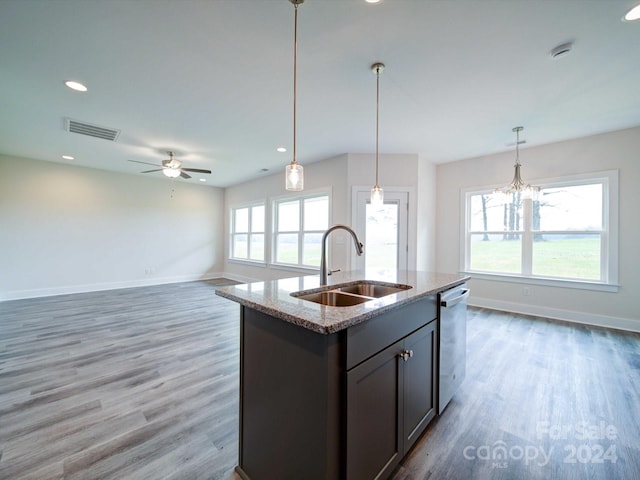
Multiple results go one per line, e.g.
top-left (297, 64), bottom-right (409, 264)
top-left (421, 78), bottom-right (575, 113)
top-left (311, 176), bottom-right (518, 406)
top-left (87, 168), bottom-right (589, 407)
top-left (398, 349), bottom-right (414, 362)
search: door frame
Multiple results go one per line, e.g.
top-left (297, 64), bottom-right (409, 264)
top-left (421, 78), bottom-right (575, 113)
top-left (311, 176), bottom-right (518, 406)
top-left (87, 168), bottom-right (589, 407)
top-left (350, 186), bottom-right (416, 272)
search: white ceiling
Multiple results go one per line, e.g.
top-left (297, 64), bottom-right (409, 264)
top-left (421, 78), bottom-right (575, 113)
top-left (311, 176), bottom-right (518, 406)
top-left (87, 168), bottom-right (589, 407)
top-left (1, 0), bottom-right (639, 188)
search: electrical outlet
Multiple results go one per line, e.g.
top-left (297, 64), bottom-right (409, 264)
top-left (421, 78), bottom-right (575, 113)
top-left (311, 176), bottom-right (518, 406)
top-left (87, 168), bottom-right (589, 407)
top-left (523, 287), bottom-right (531, 296)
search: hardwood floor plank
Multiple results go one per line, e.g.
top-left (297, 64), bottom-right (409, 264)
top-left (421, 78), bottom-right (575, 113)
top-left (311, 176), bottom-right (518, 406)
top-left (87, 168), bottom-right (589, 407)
top-left (1, 410), bottom-right (148, 478)
top-left (1, 399), bottom-right (103, 442)
top-left (392, 308), bottom-right (640, 480)
top-left (1, 281), bottom-right (638, 479)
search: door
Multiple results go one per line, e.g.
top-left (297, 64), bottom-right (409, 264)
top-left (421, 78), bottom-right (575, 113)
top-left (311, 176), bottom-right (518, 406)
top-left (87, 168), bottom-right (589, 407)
top-left (403, 321), bottom-right (437, 454)
top-left (354, 190), bottom-right (409, 276)
top-left (346, 339), bottom-right (403, 480)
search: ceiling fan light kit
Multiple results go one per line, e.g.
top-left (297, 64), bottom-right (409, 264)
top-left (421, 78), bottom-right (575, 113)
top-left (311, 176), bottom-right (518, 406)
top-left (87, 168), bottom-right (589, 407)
top-left (129, 151), bottom-right (212, 180)
top-left (163, 167), bottom-right (181, 178)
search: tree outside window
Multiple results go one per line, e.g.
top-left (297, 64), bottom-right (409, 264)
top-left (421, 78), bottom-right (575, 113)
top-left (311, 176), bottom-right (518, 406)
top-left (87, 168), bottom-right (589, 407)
top-left (465, 172), bottom-right (615, 283)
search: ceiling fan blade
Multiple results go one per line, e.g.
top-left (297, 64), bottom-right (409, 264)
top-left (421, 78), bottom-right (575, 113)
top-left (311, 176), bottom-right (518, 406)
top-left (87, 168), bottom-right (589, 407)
top-left (141, 169), bottom-right (163, 173)
top-left (180, 171), bottom-right (192, 179)
top-left (128, 159), bottom-right (162, 167)
top-left (182, 168), bottom-right (212, 174)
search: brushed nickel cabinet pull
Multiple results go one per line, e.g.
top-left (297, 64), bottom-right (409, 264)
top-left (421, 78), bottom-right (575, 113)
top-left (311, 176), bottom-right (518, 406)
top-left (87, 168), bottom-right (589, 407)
top-left (399, 349), bottom-right (414, 362)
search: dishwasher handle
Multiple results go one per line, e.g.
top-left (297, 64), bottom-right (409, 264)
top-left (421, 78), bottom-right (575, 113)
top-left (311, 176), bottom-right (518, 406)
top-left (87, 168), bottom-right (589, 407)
top-left (440, 288), bottom-right (470, 308)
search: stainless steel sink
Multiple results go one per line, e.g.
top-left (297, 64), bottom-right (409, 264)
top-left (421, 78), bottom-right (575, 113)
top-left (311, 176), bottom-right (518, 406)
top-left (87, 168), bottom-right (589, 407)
top-left (336, 282), bottom-right (411, 298)
top-left (292, 280), bottom-right (412, 307)
top-left (295, 291), bottom-right (371, 307)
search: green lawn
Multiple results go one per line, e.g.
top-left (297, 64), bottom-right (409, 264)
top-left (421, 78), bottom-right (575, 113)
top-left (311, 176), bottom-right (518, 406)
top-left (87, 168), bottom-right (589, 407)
top-left (276, 243), bottom-right (322, 267)
top-left (471, 236), bottom-right (601, 280)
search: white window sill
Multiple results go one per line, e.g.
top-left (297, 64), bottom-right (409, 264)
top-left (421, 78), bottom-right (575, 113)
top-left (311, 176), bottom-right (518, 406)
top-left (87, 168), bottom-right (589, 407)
top-left (269, 263), bottom-right (319, 275)
top-left (228, 258), bottom-right (267, 268)
top-left (463, 271), bottom-right (619, 293)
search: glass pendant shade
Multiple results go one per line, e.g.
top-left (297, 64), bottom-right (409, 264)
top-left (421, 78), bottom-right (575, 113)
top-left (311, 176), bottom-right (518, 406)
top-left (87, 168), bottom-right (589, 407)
top-left (371, 185), bottom-right (384, 206)
top-left (285, 163), bottom-right (304, 191)
top-left (163, 168), bottom-right (181, 178)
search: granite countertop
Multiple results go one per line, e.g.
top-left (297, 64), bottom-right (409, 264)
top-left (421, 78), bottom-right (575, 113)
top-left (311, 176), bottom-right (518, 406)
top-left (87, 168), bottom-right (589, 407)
top-left (215, 270), bottom-right (469, 334)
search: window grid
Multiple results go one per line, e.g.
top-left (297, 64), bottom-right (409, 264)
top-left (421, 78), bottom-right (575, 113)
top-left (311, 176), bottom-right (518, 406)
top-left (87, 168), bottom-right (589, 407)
top-left (230, 204), bottom-right (265, 263)
top-left (463, 172), bottom-right (615, 284)
top-left (273, 194), bottom-right (329, 268)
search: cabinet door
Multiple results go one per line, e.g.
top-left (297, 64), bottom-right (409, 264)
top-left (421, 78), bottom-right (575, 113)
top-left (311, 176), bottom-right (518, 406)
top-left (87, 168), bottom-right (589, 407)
top-left (402, 321), bottom-right (437, 454)
top-left (346, 339), bottom-right (403, 480)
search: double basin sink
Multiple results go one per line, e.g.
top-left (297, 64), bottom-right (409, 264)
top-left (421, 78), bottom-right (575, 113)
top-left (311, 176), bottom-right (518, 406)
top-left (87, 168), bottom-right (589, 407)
top-left (291, 280), bottom-right (412, 307)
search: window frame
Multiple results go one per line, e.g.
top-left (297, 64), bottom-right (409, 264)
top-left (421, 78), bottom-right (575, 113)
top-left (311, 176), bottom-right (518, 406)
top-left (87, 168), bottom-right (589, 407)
top-left (271, 190), bottom-right (331, 270)
top-left (229, 201), bottom-right (266, 265)
top-left (460, 170), bottom-right (619, 292)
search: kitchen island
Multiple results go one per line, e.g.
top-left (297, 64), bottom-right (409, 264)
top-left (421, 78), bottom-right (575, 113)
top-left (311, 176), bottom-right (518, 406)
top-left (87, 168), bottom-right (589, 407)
top-left (216, 270), bottom-right (469, 480)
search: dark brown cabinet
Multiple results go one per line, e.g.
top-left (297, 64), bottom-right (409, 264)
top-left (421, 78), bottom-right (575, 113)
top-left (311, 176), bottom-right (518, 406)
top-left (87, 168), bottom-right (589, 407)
top-left (403, 321), bottom-right (438, 450)
top-left (346, 321), bottom-right (437, 480)
top-left (236, 295), bottom-right (438, 480)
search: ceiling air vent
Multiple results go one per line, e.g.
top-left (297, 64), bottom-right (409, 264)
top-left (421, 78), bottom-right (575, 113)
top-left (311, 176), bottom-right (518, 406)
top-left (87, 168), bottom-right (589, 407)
top-left (65, 118), bottom-right (120, 141)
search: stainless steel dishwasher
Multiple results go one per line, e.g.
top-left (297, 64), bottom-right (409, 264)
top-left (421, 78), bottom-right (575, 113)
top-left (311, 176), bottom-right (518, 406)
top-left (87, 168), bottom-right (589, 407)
top-left (438, 283), bottom-right (469, 414)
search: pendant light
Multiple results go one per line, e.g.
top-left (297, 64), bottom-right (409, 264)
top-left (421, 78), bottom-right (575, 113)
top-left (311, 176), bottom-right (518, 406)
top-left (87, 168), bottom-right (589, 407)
top-left (494, 126), bottom-right (540, 201)
top-left (285, 0), bottom-right (304, 191)
top-left (370, 62), bottom-right (385, 206)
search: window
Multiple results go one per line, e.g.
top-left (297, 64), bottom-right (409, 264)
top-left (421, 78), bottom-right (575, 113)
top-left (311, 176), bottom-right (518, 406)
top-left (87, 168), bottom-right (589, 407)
top-left (463, 171), bottom-right (618, 287)
top-left (230, 204), bottom-right (265, 262)
top-left (273, 193), bottom-right (329, 268)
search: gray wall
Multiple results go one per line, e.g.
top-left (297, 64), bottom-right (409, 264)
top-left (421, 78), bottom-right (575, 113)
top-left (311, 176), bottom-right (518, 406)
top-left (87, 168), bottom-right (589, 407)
top-left (0, 155), bottom-right (225, 300)
top-left (223, 152), bottom-right (436, 282)
top-left (4, 125), bottom-right (638, 332)
top-left (436, 126), bottom-right (640, 331)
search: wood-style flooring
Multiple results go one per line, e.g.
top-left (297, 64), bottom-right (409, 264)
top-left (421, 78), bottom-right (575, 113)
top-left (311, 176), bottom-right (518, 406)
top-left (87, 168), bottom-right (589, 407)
top-left (1, 280), bottom-right (639, 479)
top-left (393, 308), bottom-right (640, 480)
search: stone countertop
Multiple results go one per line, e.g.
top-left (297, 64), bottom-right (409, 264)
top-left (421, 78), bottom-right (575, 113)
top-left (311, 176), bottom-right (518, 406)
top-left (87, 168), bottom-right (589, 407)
top-left (215, 270), bottom-right (470, 335)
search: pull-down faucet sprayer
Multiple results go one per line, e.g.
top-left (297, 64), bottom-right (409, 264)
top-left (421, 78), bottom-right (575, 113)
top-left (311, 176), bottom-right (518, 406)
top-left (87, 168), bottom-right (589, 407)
top-left (319, 225), bottom-right (364, 286)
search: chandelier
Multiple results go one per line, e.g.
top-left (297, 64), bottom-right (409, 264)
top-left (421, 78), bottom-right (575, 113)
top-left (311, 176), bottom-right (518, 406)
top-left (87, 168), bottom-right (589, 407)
top-left (494, 126), bottom-right (540, 200)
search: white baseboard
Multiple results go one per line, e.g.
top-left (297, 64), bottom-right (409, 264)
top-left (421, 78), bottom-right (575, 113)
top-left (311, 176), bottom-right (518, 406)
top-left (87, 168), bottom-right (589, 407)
top-left (0, 272), bottom-right (228, 301)
top-left (469, 296), bottom-right (640, 333)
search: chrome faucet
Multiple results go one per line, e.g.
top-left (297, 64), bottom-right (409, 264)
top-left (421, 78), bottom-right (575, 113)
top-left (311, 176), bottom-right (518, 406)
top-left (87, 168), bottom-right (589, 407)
top-left (320, 225), bottom-right (364, 286)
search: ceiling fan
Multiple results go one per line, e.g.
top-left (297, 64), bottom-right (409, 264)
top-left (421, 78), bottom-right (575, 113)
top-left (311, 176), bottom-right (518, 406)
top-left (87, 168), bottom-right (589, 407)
top-left (128, 151), bottom-right (211, 179)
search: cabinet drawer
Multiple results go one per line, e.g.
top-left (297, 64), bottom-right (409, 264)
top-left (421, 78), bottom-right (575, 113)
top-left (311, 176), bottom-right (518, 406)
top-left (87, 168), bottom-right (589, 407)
top-left (346, 296), bottom-right (436, 371)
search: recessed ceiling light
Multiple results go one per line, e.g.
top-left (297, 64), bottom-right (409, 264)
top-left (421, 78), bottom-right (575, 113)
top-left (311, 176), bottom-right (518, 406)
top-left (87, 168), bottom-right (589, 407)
top-left (65, 80), bottom-right (87, 92)
top-left (199, 178), bottom-right (206, 182)
top-left (365, 0), bottom-right (382, 3)
top-left (623, 3), bottom-right (640, 21)
top-left (276, 147), bottom-right (287, 153)
top-left (62, 155), bottom-right (74, 160)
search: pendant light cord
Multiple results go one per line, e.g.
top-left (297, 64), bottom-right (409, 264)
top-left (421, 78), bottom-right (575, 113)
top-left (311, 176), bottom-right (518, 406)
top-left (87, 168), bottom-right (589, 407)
top-left (375, 65), bottom-right (380, 187)
top-left (292, 3), bottom-right (298, 167)
top-left (514, 126), bottom-right (522, 166)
